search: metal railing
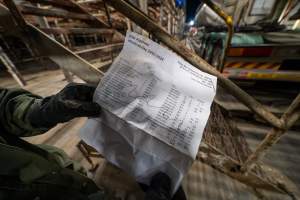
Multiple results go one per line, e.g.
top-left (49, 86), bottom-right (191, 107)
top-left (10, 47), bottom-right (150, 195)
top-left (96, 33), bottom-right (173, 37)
top-left (106, 0), bottom-right (300, 197)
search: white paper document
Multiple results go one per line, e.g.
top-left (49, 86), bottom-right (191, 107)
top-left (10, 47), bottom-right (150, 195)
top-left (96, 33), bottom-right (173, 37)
top-left (80, 31), bottom-right (217, 193)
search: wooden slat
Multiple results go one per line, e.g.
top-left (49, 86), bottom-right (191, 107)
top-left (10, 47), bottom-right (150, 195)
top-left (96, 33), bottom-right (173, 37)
top-left (40, 27), bottom-right (115, 35)
top-left (75, 43), bottom-right (123, 54)
top-left (19, 5), bottom-right (94, 21)
top-left (26, 0), bottom-right (79, 9)
top-left (67, 0), bottom-right (110, 29)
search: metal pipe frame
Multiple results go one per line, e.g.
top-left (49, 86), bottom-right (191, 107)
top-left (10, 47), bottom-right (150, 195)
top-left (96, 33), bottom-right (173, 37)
top-left (197, 143), bottom-right (298, 196)
top-left (241, 93), bottom-right (300, 172)
top-left (106, 0), bottom-right (283, 130)
top-left (106, 0), bottom-right (300, 190)
top-left (201, 0), bottom-right (233, 73)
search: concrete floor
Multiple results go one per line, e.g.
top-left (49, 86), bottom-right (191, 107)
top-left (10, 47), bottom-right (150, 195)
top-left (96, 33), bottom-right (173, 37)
top-left (1, 68), bottom-right (299, 199)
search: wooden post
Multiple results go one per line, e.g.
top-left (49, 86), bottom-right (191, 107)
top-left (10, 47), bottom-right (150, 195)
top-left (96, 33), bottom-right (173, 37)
top-left (53, 20), bottom-right (74, 83)
top-left (174, 19), bottom-right (178, 36)
top-left (4, 0), bottom-right (41, 58)
top-left (172, 17), bottom-right (176, 35)
top-left (126, 18), bottom-right (132, 31)
top-left (159, 5), bottom-right (163, 26)
top-left (53, 19), bottom-right (67, 45)
top-left (138, 0), bottom-right (148, 15)
top-left (0, 46), bottom-right (26, 87)
top-left (138, 0), bottom-right (148, 36)
top-left (103, 0), bottom-right (113, 27)
top-left (167, 13), bottom-right (171, 34)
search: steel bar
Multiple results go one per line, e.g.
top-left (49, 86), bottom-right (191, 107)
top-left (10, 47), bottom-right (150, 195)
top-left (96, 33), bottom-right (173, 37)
top-left (241, 93), bottom-right (300, 173)
top-left (106, 0), bottom-right (283, 129)
top-left (202, 0), bottom-right (233, 73)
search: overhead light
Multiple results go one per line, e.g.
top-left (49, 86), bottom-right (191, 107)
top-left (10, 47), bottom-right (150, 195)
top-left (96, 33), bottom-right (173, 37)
top-left (188, 20), bottom-right (195, 26)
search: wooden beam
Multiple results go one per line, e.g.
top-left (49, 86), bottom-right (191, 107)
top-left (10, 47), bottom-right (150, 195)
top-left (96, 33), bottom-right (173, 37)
top-left (0, 46), bottom-right (26, 87)
top-left (0, 4), bottom-right (103, 85)
top-left (3, 0), bottom-right (42, 61)
top-left (26, 0), bottom-right (79, 10)
top-left (162, 0), bottom-right (177, 18)
top-left (103, 0), bottom-right (112, 27)
top-left (75, 42), bottom-right (123, 54)
top-left (67, 0), bottom-right (110, 29)
top-left (4, 0), bottom-right (27, 27)
top-left (75, 43), bottom-right (123, 63)
top-left (40, 27), bottom-right (115, 35)
top-left (166, 0), bottom-right (177, 15)
top-left (77, 0), bottom-right (103, 3)
top-left (19, 5), bottom-right (95, 21)
top-left (94, 13), bottom-right (127, 29)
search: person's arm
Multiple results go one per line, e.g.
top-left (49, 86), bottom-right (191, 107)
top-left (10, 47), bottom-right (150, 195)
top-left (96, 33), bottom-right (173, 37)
top-left (0, 87), bottom-right (45, 137)
top-left (0, 83), bottom-right (101, 137)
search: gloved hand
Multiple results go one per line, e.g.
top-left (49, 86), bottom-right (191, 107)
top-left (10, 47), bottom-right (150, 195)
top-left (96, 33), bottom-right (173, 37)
top-left (27, 83), bottom-right (101, 128)
top-left (145, 172), bottom-right (172, 200)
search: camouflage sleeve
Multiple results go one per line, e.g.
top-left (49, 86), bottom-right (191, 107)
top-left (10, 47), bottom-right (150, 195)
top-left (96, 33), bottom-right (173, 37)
top-left (0, 87), bottom-right (49, 137)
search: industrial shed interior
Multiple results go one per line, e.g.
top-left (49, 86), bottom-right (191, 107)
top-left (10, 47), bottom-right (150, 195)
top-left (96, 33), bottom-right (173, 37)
top-left (0, 0), bottom-right (300, 199)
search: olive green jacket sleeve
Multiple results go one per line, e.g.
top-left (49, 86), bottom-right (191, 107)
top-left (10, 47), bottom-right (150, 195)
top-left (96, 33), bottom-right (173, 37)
top-left (0, 87), bottom-right (49, 137)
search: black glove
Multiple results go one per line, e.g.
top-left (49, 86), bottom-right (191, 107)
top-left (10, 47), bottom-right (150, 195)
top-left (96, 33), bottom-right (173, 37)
top-left (145, 172), bottom-right (172, 200)
top-left (143, 172), bottom-right (187, 200)
top-left (28, 83), bottom-right (101, 128)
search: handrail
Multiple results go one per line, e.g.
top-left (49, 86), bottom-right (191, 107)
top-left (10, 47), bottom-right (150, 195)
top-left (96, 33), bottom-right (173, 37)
top-left (202, 0), bottom-right (233, 73)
